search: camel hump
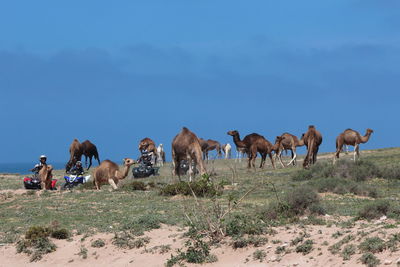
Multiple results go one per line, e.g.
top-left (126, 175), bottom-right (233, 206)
top-left (182, 127), bottom-right (190, 133)
top-left (308, 125), bottom-right (315, 129)
top-left (345, 128), bottom-right (353, 131)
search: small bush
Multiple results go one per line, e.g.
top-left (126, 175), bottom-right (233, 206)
top-left (166, 235), bottom-right (216, 266)
top-left (295, 239), bottom-right (313, 255)
top-left (78, 246), bottom-right (88, 259)
top-left (121, 214), bottom-right (164, 235)
top-left (357, 200), bottom-right (391, 220)
top-left (120, 181), bottom-right (147, 191)
top-left (51, 229), bottom-right (70, 239)
top-left (359, 252), bottom-right (380, 267)
top-left (91, 239), bottom-right (105, 248)
top-left (253, 249), bottom-right (267, 262)
top-left (292, 159), bottom-right (381, 181)
top-left (285, 186), bottom-right (321, 215)
top-left (159, 175), bottom-right (222, 197)
top-left (359, 237), bottom-right (386, 253)
top-left (231, 236), bottom-right (268, 249)
top-left (112, 231), bottom-right (150, 249)
top-left (309, 177), bottom-right (378, 198)
top-left (341, 244), bottom-right (356, 260)
top-left (225, 214), bottom-right (267, 237)
top-left (17, 226), bottom-right (57, 262)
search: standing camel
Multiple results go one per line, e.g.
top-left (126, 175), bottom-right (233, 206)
top-left (39, 163), bottom-right (53, 190)
top-left (93, 158), bottom-right (136, 190)
top-left (275, 133), bottom-right (305, 167)
top-left (204, 139), bottom-right (222, 161)
top-left (303, 125), bottom-right (323, 169)
top-left (66, 139), bottom-right (84, 172)
top-left (334, 128), bottom-right (374, 162)
top-left (222, 143), bottom-right (232, 159)
top-left (227, 130), bottom-right (247, 163)
top-left (81, 140), bottom-right (101, 170)
top-left (172, 127), bottom-right (206, 181)
top-left (227, 130), bottom-right (276, 169)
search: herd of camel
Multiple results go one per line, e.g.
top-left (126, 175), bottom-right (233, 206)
top-left (37, 126), bottom-right (374, 190)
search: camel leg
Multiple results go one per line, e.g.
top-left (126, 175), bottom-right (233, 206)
top-left (354, 144), bottom-right (360, 161)
top-left (87, 156), bottom-right (93, 170)
top-left (108, 179), bottom-right (118, 190)
top-left (287, 150), bottom-right (297, 166)
top-left (277, 150), bottom-right (284, 168)
top-left (259, 153), bottom-right (266, 168)
top-left (269, 153), bottom-right (275, 169)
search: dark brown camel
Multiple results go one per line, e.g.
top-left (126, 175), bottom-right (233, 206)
top-left (81, 140), bottom-right (101, 170)
top-left (172, 127), bottom-right (206, 181)
top-left (227, 130), bottom-right (276, 169)
top-left (334, 128), bottom-right (374, 162)
top-left (69, 138), bottom-right (83, 162)
top-left (303, 125), bottom-right (323, 169)
top-left (199, 138), bottom-right (222, 161)
top-left (275, 133), bottom-right (305, 167)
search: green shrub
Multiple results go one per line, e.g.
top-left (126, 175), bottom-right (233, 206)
top-left (285, 186), bottom-right (321, 215)
top-left (357, 200), bottom-right (391, 220)
top-left (50, 229), bottom-right (70, 239)
top-left (159, 175), bottom-right (222, 197)
top-left (166, 235), bottom-right (216, 266)
top-left (253, 249), bottom-right (267, 262)
top-left (17, 226), bottom-right (57, 262)
top-left (91, 239), bottom-right (106, 248)
top-left (121, 214), bottom-right (164, 235)
top-left (292, 159), bottom-right (381, 181)
top-left (295, 239), bottom-right (313, 255)
top-left (341, 244), bottom-right (356, 260)
top-left (112, 232), bottom-right (150, 249)
top-left (120, 181), bottom-right (147, 191)
top-left (359, 252), bottom-right (380, 267)
top-left (225, 214), bottom-right (267, 237)
top-left (231, 236), bottom-right (268, 249)
top-left (359, 237), bottom-right (386, 253)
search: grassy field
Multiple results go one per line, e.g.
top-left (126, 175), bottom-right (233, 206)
top-left (1, 148), bottom-right (400, 265)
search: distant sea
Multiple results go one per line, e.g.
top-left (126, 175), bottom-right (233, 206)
top-left (0, 162), bottom-right (65, 174)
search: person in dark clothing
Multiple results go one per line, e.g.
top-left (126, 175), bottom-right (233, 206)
top-left (137, 149), bottom-right (154, 167)
top-left (68, 161), bottom-right (84, 175)
top-left (30, 155), bottom-right (47, 177)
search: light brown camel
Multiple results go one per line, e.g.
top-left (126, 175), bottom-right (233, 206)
top-left (138, 137), bottom-right (157, 162)
top-left (81, 140), bottom-right (101, 170)
top-left (172, 127), bottom-right (206, 181)
top-left (303, 125), bottom-right (323, 169)
top-left (38, 163), bottom-right (53, 190)
top-left (93, 158), bottom-right (136, 190)
top-left (275, 133), bottom-right (305, 167)
top-left (227, 130), bottom-right (276, 169)
top-left (334, 128), bottom-right (374, 162)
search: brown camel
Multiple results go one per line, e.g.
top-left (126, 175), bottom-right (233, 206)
top-left (69, 138), bottom-right (83, 162)
top-left (138, 137), bottom-right (157, 162)
top-left (334, 128), bottom-right (374, 162)
top-left (227, 130), bottom-right (276, 169)
top-left (172, 127), bottom-right (206, 181)
top-left (303, 125), bottom-right (323, 169)
top-left (81, 140), bottom-right (101, 170)
top-left (199, 138), bottom-right (222, 161)
top-left (275, 133), bottom-right (305, 167)
top-left (93, 158), bottom-right (136, 190)
top-left (38, 163), bottom-right (53, 190)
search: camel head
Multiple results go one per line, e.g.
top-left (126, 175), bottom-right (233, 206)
top-left (123, 158), bottom-right (136, 167)
top-left (366, 128), bottom-right (374, 134)
top-left (227, 130), bottom-right (238, 136)
top-left (275, 136), bottom-right (284, 144)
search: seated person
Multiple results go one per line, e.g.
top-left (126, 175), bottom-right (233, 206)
top-left (67, 161), bottom-right (84, 175)
top-left (137, 149), bottom-right (154, 167)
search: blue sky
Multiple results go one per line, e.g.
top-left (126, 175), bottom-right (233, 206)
top-left (0, 0), bottom-right (398, 164)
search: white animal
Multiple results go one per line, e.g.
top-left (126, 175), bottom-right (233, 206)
top-left (223, 143), bottom-right (232, 159)
top-left (156, 144), bottom-right (165, 166)
top-left (236, 147), bottom-right (246, 162)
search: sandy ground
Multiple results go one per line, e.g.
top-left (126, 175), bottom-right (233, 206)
top-left (1, 218), bottom-right (400, 267)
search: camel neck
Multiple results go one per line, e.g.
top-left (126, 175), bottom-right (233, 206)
top-left (361, 131), bottom-right (372, 143)
top-left (232, 133), bottom-right (244, 148)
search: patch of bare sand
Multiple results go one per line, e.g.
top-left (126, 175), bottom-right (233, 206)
top-left (1, 220), bottom-right (400, 267)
